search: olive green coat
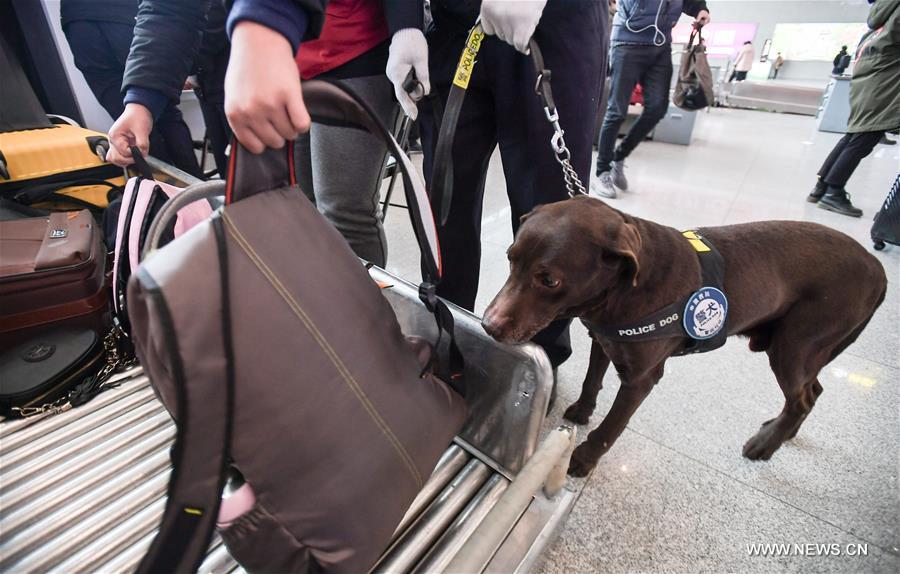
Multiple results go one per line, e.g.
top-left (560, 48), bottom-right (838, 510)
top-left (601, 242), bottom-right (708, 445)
top-left (848, 0), bottom-right (900, 133)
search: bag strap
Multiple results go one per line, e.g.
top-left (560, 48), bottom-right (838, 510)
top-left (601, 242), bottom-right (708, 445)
top-left (687, 24), bottom-right (703, 50)
top-left (222, 79), bottom-right (442, 283)
top-left (130, 146), bottom-right (156, 181)
top-left (143, 180), bottom-right (225, 258)
top-left (136, 213), bottom-right (235, 574)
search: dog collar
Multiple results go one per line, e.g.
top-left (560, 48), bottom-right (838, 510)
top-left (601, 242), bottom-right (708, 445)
top-left (582, 230), bottom-right (729, 355)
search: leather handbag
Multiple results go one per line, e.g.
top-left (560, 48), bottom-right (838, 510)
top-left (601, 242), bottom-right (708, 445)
top-left (0, 210), bottom-right (107, 347)
top-left (130, 80), bottom-right (468, 574)
top-left (674, 26), bottom-right (715, 111)
top-left (0, 210), bottom-right (131, 417)
top-left (0, 327), bottom-right (104, 417)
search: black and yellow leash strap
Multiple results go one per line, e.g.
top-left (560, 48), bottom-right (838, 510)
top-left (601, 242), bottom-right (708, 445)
top-left (431, 22), bottom-right (486, 226)
top-left (430, 22), bottom-right (587, 222)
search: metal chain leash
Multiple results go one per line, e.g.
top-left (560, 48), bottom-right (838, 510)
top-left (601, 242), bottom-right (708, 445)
top-left (11, 328), bottom-right (135, 418)
top-left (543, 106), bottom-right (588, 197)
top-left (529, 41), bottom-right (588, 199)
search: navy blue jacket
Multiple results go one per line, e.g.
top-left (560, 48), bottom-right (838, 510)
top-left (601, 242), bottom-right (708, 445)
top-left (612, 0), bottom-right (708, 46)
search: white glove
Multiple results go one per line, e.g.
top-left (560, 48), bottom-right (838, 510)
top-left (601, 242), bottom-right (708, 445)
top-left (480, 0), bottom-right (548, 54)
top-left (386, 28), bottom-right (430, 121)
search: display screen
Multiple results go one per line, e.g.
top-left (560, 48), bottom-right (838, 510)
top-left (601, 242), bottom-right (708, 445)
top-left (771, 23), bottom-right (870, 61)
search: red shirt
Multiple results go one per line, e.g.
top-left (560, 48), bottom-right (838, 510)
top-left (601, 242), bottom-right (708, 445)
top-left (296, 0), bottom-right (389, 80)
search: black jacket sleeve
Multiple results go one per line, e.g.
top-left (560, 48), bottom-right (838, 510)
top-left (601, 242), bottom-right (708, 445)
top-left (381, 0), bottom-right (424, 36)
top-left (122, 0), bottom-right (213, 104)
top-left (122, 0), bottom-right (327, 104)
top-left (682, 0), bottom-right (709, 17)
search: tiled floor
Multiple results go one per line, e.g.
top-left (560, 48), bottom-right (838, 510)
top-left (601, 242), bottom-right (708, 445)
top-left (380, 107), bottom-right (899, 573)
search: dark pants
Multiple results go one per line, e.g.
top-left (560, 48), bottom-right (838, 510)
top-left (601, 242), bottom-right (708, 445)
top-left (596, 43), bottom-right (672, 174)
top-left (194, 48), bottom-right (232, 177)
top-left (728, 70), bottom-right (748, 82)
top-left (772, 68), bottom-right (780, 79)
top-left (63, 20), bottom-right (202, 177)
top-left (818, 131), bottom-right (884, 188)
top-left (421, 3), bottom-right (606, 367)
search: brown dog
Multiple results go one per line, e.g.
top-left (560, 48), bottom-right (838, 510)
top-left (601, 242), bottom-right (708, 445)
top-left (483, 196), bottom-right (887, 477)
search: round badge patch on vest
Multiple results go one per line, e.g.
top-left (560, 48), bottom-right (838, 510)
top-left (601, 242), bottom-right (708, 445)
top-left (683, 287), bottom-right (728, 340)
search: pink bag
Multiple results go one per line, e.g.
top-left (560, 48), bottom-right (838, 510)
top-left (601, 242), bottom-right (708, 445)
top-left (112, 150), bottom-right (213, 332)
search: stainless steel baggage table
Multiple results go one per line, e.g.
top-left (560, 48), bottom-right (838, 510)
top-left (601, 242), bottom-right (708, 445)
top-left (0, 160), bottom-right (581, 574)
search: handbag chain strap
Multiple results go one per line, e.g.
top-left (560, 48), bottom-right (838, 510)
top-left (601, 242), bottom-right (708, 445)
top-left (11, 328), bottom-right (136, 418)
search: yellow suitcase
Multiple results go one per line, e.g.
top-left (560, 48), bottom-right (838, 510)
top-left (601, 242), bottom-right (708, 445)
top-left (0, 124), bottom-right (125, 212)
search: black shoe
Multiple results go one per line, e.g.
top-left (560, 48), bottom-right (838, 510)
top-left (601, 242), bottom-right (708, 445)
top-left (878, 135), bottom-right (897, 146)
top-left (818, 187), bottom-right (863, 217)
top-left (807, 181), bottom-right (827, 203)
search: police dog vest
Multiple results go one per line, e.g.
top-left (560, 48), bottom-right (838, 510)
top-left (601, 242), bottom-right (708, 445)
top-left (583, 230), bottom-right (729, 356)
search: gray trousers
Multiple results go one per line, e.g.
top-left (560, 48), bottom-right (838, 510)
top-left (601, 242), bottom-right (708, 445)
top-left (295, 75), bottom-right (397, 267)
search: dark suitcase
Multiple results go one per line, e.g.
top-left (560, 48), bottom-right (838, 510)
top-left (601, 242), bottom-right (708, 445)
top-left (872, 174), bottom-right (900, 251)
top-left (0, 210), bottom-right (108, 347)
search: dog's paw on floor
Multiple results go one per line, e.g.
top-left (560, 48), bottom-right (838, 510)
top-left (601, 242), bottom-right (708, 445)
top-left (742, 420), bottom-right (786, 461)
top-left (562, 402), bottom-right (593, 426)
top-left (567, 444), bottom-right (598, 477)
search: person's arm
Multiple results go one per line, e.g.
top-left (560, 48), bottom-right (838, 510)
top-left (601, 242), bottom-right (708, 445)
top-left (479, 0), bottom-right (548, 54)
top-left (381, 0), bottom-right (423, 36)
top-left (682, 0), bottom-right (710, 25)
top-left (107, 0), bottom-right (212, 166)
top-left (224, 0), bottom-right (327, 154)
top-left (382, 1), bottom-right (429, 120)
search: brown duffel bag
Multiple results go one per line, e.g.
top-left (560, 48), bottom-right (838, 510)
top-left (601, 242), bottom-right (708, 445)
top-left (129, 80), bottom-right (468, 574)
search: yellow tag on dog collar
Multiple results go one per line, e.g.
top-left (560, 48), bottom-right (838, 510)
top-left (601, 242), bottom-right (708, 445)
top-left (682, 230), bottom-right (711, 253)
top-left (453, 25), bottom-right (485, 89)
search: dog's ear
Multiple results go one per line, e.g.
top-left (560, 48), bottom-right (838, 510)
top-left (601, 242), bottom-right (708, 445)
top-left (519, 205), bottom-right (544, 225)
top-left (613, 223), bottom-right (642, 287)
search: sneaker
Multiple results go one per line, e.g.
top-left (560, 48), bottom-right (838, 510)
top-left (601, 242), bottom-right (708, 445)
top-left (611, 159), bottom-right (628, 191)
top-left (818, 187), bottom-right (863, 217)
top-left (590, 171), bottom-right (618, 199)
top-left (807, 180), bottom-right (827, 203)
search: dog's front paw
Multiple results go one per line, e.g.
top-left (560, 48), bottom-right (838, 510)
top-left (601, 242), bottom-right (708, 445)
top-left (742, 424), bottom-right (782, 461)
top-left (567, 444), bottom-right (599, 477)
top-left (563, 402), bottom-right (592, 426)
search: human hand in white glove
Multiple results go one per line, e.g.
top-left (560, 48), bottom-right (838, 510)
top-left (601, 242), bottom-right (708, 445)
top-left (480, 0), bottom-right (548, 54)
top-left (386, 28), bottom-right (430, 121)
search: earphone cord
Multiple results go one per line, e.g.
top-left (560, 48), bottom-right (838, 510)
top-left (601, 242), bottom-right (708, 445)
top-left (624, 0), bottom-right (670, 47)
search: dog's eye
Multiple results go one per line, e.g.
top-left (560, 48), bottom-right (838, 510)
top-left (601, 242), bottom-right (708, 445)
top-left (540, 274), bottom-right (560, 289)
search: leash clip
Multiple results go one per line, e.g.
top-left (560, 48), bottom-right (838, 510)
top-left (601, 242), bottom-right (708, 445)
top-left (544, 106), bottom-right (567, 154)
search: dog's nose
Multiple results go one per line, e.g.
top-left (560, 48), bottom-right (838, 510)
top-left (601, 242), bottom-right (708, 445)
top-left (482, 310), bottom-right (509, 340)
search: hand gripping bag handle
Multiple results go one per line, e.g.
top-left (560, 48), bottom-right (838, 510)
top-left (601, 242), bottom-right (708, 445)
top-left (145, 80), bottom-right (441, 282)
